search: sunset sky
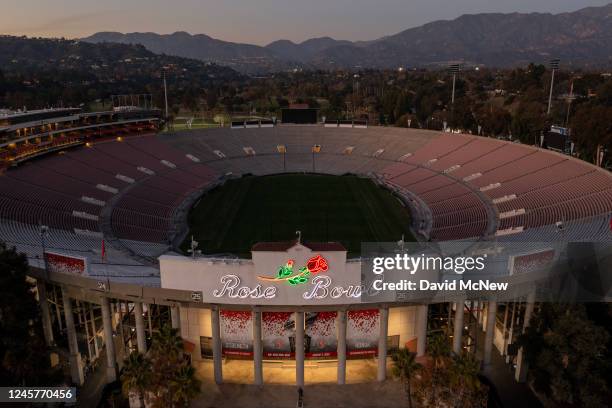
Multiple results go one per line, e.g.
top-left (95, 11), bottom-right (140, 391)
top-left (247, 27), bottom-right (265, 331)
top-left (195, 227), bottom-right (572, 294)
top-left (1, 0), bottom-right (609, 45)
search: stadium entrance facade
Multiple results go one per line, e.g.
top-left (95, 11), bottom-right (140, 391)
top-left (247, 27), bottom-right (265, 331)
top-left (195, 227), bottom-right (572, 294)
top-left (160, 240), bottom-right (426, 386)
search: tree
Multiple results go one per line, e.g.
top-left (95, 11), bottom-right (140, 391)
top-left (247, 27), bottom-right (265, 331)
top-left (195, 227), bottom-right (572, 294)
top-left (121, 352), bottom-right (152, 408)
top-left (411, 333), bottom-right (451, 406)
top-left (427, 332), bottom-right (451, 369)
top-left (148, 325), bottom-right (201, 408)
top-left (413, 332), bottom-right (487, 407)
top-left (391, 348), bottom-right (422, 408)
top-left (570, 105), bottom-right (612, 162)
top-left (169, 364), bottom-right (201, 407)
top-left (0, 242), bottom-right (61, 386)
top-left (516, 303), bottom-right (610, 407)
top-left (448, 352), bottom-right (486, 408)
top-left (120, 325), bottom-right (200, 408)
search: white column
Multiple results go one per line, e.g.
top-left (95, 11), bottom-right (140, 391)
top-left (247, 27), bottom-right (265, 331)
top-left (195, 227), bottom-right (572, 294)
top-left (80, 301), bottom-right (93, 362)
top-left (377, 307), bottom-right (389, 381)
top-left (101, 297), bottom-right (117, 383)
top-left (336, 310), bottom-right (347, 384)
top-left (36, 280), bottom-right (54, 346)
top-left (253, 310), bottom-right (263, 386)
top-left (171, 304), bottom-right (181, 329)
top-left (479, 301), bottom-right (486, 331)
top-left (501, 302), bottom-right (509, 356)
top-left (211, 307), bottom-right (223, 384)
top-left (416, 305), bottom-right (428, 357)
top-left (110, 302), bottom-right (116, 327)
top-left (506, 301), bottom-right (517, 363)
top-left (295, 311), bottom-right (305, 387)
top-left (134, 302), bottom-right (147, 353)
top-left (483, 300), bottom-right (497, 365)
top-left (452, 300), bottom-right (465, 354)
top-left (61, 287), bottom-right (84, 385)
top-left (515, 292), bottom-right (536, 382)
top-left (117, 301), bottom-right (125, 355)
top-left (53, 286), bottom-right (63, 332)
top-left (146, 304), bottom-right (153, 335)
top-left (89, 303), bottom-right (100, 358)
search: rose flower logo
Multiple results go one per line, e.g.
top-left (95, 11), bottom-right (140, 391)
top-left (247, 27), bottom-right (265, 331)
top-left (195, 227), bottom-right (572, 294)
top-left (258, 255), bottom-right (330, 286)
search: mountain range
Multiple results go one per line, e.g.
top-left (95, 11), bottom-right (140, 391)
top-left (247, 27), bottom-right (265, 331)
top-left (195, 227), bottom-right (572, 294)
top-left (83, 3), bottom-right (612, 73)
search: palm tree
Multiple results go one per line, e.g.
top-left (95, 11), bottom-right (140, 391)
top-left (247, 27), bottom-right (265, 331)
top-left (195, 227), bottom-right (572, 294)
top-left (121, 352), bottom-right (152, 408)
top-left (169, 364), bottom-right (202, 407)
top-left (147, 324), bottom-right (201, 408)
top-left (427, 333), bottom-right (452, 404)
top-left (149, 325), bottom-right (184, 407)
top-left (392, 349), bottom-right (422, 408)
top-left (150, 324), bottom-right (183, 358)
top-left (449, 352), bottom-right (484, 407)
top-left (427, 332), bottom-right (451, 369)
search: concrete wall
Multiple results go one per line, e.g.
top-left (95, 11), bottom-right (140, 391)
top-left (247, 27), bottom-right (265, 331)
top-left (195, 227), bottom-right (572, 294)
top-left (180, 307), bottom-right (212, 360)
top-left (389, 306), bottom-right (417, 349)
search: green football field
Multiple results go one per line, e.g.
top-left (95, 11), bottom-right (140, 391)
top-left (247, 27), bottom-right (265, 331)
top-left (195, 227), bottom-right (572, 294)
top-left (182, 174), bottom-right (414, 256)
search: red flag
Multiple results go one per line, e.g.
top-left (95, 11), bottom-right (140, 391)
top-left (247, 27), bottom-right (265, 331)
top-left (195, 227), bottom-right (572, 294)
top-left (101, 239), bottom-right (106, 262)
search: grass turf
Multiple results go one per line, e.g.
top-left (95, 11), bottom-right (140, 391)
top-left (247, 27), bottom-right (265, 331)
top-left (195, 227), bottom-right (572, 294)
top-left (182, 174), bottom-right (414, 256)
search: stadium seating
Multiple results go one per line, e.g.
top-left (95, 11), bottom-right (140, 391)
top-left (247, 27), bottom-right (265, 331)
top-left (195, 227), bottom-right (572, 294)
top-left (1, 127), bottom-right (611, 278)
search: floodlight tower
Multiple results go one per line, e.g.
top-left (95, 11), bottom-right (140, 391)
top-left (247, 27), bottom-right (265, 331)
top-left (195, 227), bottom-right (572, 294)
top-left (448, 64), bottom-right (461, 106)
top-left (448, 64), bottom-right (461, 130)
top-left (162, 69), bottom-right (169, 119)
top-left (547, 58), bottom-right (560, 115)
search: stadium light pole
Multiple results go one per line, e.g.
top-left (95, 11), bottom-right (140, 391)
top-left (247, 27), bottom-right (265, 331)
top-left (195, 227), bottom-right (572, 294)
top-left (162, 70), bottom-right (169, 120)
top-left (565, 78), bottom-right (576, 127)
top-left (448, 64), bottom-right (460, 105)
top-left (547, 59), bottom-right (560, 116)
top-left (448, 64), bottom-right (461, 129)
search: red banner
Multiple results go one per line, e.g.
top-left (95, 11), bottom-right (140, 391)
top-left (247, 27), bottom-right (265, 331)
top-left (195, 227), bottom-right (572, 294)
top-left (509, 249), bottom-right (555, 275)
top-left (44, 252), bottom-right (87, 275)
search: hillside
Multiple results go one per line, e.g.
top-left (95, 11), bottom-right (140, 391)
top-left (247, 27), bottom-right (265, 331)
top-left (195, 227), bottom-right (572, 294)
top-left (83, 4), bottom-right (612, 71)
top-left (84, 31), bottom-right (292, 73)
top-left (0, 35), bottom-right (241, 109)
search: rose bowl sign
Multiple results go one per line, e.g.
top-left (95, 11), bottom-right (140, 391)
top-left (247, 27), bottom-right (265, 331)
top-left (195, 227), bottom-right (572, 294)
top-left (212, 273), bottom-right (361, 301)
top-left (159, 242), bottom-right (365, 305)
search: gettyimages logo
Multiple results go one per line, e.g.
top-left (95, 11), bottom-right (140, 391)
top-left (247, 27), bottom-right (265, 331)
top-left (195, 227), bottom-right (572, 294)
top-left (371, 253), bottom-right (487, 275)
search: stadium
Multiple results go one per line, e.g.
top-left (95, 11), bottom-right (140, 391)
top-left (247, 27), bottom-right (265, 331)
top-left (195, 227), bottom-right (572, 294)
top-left (1, 108), bottom-right (611, 391)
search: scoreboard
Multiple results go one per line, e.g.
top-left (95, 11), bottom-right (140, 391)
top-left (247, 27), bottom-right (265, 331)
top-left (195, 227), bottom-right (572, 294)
top-left (281, 108), bottom-right (318, 124)
top-left (542, 126), bottom-right (572, 155)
